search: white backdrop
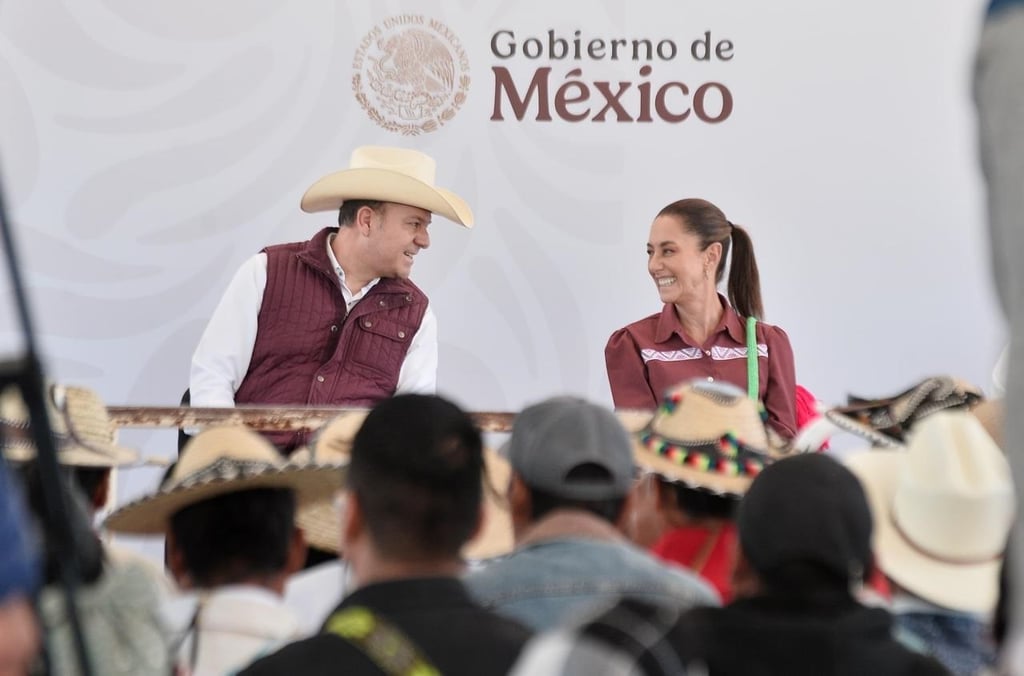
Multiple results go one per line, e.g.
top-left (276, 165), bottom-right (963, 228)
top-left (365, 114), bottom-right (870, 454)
top-left (0, 0), bottom-right (1003, 512)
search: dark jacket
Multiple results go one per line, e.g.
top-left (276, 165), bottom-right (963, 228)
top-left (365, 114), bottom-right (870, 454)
top-left (239, 577), bottom-right (531, 676)
top-left (579, 593), bottom-right (951, 676)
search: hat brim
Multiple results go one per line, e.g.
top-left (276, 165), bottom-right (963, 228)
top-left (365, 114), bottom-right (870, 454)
top-left (632, 439), bottom-right (754, 497)
top-left (824, 409), bottom-right (903, 448)
top-left (845, 451), bottom-right (1001, 614)
top-left (5, 440), bottom-right (140, 468)
top-left (296, 448), bottom-right (513, 560)
top-left (105, 463), bottom-right (345, 535)
top-left (300, 168), bottom-right (473, 228)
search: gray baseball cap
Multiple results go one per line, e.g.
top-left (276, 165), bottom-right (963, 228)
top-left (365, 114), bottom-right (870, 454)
top-left (504, 396), bottom-right (635, 500)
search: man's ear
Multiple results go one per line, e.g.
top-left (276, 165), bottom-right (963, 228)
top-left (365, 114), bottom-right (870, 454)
top-left (92, 470), bottom-right (112, 512)
top-left (506, 472), bottom-right (533, 539)
top-left (731, 550), bottom-right (763, 600)
top-left (165, 531), bottom-right (192, 590)
top-left (339, 491), bottom-right (363, 553)
top-left (286, 527), bottom-right (308, 576)
top-left (355, 205), bottom-right (376, 236)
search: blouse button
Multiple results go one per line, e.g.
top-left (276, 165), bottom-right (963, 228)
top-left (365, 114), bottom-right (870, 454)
top-left (707, 376), bottom-right (715, 382)
top-left (704, 350), bottom-right (711, 356)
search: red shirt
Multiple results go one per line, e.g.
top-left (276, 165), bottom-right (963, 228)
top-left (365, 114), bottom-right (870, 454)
top-left (652, 524), bottom-right (737, 603)
top-left (604, 296), bottom-right (798, 439)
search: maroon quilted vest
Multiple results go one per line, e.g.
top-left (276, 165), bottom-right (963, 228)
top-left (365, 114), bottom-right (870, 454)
top-left (234, 226), bottom-right (428, 451)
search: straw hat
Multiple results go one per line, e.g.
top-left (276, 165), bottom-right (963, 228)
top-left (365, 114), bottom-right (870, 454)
top-left (300, 146), bottom-right (474, 227)
top-left (846, 411), bottom-right (1014, 614)
top-left (825, 376), bottom-right (984, 448)
top-left (1, 384), bottom-right (139, 467)
top-left (292, 411), bottom-right (368, 554)
top-left (104, 425), bottom-right (344, 535)
top-left (633, 379), bottom-right (785, 497)
top-left (294, 411), bottom-right (513, 559)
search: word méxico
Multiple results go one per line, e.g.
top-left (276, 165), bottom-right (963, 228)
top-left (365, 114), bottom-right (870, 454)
top-left (491, 66), bottom-right (733, 123)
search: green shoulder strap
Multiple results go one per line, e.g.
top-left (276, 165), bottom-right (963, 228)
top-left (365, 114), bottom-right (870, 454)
top-left (746, 315), bottom-right (759, 401)
top-left (326, 606), bottom-right (441, 676)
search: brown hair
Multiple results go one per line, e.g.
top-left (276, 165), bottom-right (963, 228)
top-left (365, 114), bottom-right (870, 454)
top-left (337, 200), bottom-right (385, 227)
top-left (657, 198), bottom-right (764, 319)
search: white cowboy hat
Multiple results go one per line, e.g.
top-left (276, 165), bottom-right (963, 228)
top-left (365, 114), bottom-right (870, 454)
top-left (633, 379), bottom-right (789, 497)
top-left (300, 146), bottom-right (474, 227)
top-left (104, 425), bottom-right (345, 535)
top-left (1, 384), bottom-right (139, 467)
top-left (846, 410), bottom-right (1015, 614)
top-left (294, 411), bottom-right (513, 559)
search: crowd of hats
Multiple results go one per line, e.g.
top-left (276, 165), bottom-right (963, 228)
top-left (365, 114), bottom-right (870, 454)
top-left (0, 373), bottom-right (1012, 619)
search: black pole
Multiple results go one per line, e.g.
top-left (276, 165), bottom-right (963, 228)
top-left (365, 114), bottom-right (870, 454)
top-left (0, 165), bottom-right (94, 676)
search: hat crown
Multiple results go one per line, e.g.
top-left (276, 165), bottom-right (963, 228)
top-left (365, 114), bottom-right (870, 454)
top-left (507, 396), bottom-right (633, 500)
top-left (169, 426), bottom-right (284, 489)
top-left (894, 411), bottom-right (1015, 561)
top-left (311, 411), bottom-right (368, 462)
top-left (349, 146), bottom-right (437, 186)
top-left (61, 385), bottom-right (116, 449)
top-left (652, 380), bottom-right (769, 450)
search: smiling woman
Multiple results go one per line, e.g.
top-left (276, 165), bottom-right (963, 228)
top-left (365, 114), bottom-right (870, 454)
top-left (604, 198), bottom-right (798, 440)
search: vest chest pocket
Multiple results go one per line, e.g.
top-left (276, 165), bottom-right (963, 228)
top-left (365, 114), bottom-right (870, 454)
top-left (346, 315), bottom-right (416, 384)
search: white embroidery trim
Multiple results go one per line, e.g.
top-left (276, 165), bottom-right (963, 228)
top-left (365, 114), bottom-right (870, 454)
top-left (641, 344), bottom-right (768, 363)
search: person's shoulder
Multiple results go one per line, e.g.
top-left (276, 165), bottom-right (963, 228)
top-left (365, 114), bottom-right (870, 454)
top-left (619, 310), bottom-right (663, 333)
top-left (239, 634), bottom-right (369, 675)
top-left (471, 603), bottom-right (534, 643)
top-left (262, 238), bottom-right (307, 256)
top-left (607, 311), bottom-right (662, 346)
top-left (636, 552), bottom-right (722, 604)
top-left (754, 318), bottom-right (792, 343)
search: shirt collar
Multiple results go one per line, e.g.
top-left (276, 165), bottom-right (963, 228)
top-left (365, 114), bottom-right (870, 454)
top-left (326, 232), bottom-right (381, 300)
top-left (655, 294), bottom-right (744, 345)
top-left (517, 509), bottom-right (626, 549)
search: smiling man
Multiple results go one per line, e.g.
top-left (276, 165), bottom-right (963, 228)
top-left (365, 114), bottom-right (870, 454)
top-left (189, 146), bottom-right (474, 451)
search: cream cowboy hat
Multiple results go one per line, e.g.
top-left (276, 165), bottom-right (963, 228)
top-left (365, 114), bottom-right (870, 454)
top-left (294, 411), bottom-right (513, 559)
top-left (632, 379), bottom-right (789, 497)
top-left (846, 411), bottom-right (1014, 614)
top-left (300, 146), bottom-right (474, 228)
top-left (104, 425), bottom-right (345, 535)
top-left (1, 384), bottom-right (139, 467)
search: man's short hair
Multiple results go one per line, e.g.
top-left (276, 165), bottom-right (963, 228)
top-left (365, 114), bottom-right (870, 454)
top-left (169, 488), bottom-right (296, 588)
top-left (337, 200), bottom-right (385, 227)
top-left (348, 394), bottom-right (483, 560)
top-left (527, 463), bottom-right (627, 524)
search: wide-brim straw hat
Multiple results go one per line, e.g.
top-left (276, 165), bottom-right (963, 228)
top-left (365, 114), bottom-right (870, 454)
top-left (632, 379), bottom-right (788, 498)
top-left (300, 146), bottom-right (474, 227)
top-left (1, 384), bottom-right (139, 467)
top-left (105, 425), bottom-right (344, 535)
top-left (845, 411), bottom-right (1014, 615)
top-left (824, 376), bottom-right (985, 448)
top-left (294, 411), bottom-right (513, 559)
